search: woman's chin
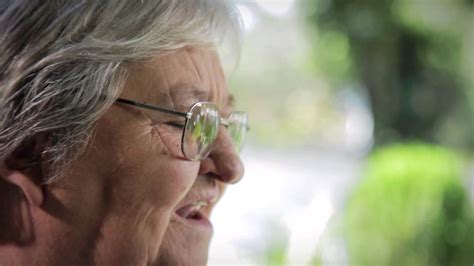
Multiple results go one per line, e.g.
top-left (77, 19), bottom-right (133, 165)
top-left (155, 214), bottom-right (213, 266)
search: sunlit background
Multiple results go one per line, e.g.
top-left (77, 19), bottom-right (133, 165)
top-left (210, 0), bottom-right (474, 265)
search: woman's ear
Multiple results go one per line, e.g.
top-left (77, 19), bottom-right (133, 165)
top-left (0, 133), bottom-right (49, 207)
top-left (2, 171), bottom-right (43, 206)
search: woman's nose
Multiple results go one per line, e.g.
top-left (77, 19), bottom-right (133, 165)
top-left (198, 130), bottom-right (244, 184)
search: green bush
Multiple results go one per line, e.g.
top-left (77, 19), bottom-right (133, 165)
top-left (345, 143), bottom-right (474, 266)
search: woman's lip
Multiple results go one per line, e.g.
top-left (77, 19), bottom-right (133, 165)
top-left (174, 185), bottom-right (220, 212)
top-left (172, 211), bottom-right (213, 231)
top-left (175, 203), bottom-right (204, 219)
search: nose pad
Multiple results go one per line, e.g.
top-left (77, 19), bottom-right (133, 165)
top-left (198, 130), bottom-right (244, 184)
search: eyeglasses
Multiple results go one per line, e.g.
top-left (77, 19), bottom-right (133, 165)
top-left (115, 98), bottom-right (249, 161)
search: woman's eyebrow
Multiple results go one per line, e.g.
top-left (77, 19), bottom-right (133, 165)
top-left (168, 85), bottom-right (210, 103)
top-left (169, 85), bottom-right (234, 108)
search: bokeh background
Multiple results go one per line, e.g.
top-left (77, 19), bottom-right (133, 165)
top-left (209, 0), bottom-right (474, 265)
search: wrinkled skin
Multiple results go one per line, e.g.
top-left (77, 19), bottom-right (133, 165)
top-left (0, 46), bottom-right (244, 266)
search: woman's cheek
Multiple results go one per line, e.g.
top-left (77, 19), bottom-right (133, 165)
top-left (161, 161), bottom-right (200, 205)
top-left (155, 126), bottom-right (201, 205)
top-left (145, 126), bottom-right (199, 207)
top-left (154, 125), bottom-right (183, 158)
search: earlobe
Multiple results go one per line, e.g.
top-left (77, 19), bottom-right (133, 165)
top-left (4, 171), bottom-right (44, 207)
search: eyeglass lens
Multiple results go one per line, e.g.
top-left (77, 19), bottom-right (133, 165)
top-left (226, 111), bottom-right (248, 153)
top-left (182, 103), bottom-right (248, 160)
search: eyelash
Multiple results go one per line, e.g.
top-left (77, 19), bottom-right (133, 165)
top-left (164, 121), bottom-right (185, 129)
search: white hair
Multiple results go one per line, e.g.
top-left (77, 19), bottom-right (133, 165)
top-left (0, 0), bottom-right (242, 183)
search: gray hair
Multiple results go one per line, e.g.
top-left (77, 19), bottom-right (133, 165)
top-left (0, 0), bottom-right (242, 183)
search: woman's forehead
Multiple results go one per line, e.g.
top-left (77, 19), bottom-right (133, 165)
top-left (123, 46), bottom-right (231, 110)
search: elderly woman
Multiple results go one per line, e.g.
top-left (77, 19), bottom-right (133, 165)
top-left (0, 1), bottom-right (247, 265)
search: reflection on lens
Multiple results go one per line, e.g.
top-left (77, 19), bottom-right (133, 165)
top-left (227, 111), bottom-right (248, 153)
top-left (182, 103), bottom-right (219, 160)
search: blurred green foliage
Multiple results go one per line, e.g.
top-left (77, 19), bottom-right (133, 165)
top-left (303, 0), bottom-right (474, 151)
top-left (254, 218), bottom-right (289, 266)
top-left (345, 143), bottom-right (474, 266)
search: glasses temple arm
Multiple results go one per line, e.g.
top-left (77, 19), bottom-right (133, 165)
top-left (115, 98), bottom-right (189, 118)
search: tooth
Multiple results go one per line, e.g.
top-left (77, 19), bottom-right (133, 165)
top-left (196, 201), bottom-right (207, 208)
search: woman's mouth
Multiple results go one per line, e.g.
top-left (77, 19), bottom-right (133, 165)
top-left (176, 201), bottom-right (206, 219)
top-left (174, 201), bottom-right (213, 230)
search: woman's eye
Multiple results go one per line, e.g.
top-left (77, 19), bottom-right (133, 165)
top-left (165, 122), bottom-right (185, 129)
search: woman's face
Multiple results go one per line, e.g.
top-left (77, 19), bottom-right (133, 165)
top-left (48, 46), bottom-right (244, 265)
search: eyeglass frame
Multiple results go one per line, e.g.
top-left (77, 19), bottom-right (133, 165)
top-left (115, 97), bottom-right (248, 161)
